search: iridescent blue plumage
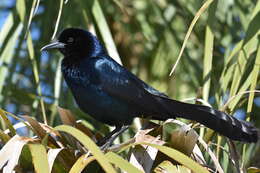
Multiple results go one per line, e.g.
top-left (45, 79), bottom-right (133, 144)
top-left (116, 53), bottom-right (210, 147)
top-left (42, 28), bottom-right (259, 145)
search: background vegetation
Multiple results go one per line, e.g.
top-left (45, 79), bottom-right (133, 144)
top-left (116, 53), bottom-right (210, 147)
top-left (0, 0), bottom-right (259, 172)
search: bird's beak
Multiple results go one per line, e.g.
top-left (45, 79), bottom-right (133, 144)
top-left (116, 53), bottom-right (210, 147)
top-left (40, 41), bottom-right (66, 51)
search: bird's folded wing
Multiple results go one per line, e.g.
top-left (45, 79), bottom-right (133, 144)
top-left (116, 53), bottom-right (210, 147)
top-left (91, 56), bottom-right (168, 115)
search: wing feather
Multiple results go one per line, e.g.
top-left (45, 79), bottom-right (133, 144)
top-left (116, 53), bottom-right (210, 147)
top-left (92, 56), bottom-right (167, 116)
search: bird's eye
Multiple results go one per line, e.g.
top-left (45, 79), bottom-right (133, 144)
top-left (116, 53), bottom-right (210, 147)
top-left (67, 37), bottom-right (74, 43)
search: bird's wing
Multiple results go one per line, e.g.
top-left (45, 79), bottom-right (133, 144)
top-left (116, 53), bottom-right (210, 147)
top-left (90, 56), bottom-right (168, 115)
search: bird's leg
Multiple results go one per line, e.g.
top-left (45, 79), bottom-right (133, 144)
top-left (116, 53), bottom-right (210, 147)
top-left (98, 125), bottom-right (129, 151)
top-left (97, 126), bottom-right (122, 146)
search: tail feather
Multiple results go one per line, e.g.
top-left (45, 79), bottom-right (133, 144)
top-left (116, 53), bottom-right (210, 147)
top-left (154, 97), bottom-right (259, 143)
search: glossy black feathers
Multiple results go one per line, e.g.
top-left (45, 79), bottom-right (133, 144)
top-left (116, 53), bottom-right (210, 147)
top-left (43, 28), bottom-right (259, 143)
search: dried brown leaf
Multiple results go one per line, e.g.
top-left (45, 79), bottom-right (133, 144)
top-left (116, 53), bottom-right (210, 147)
top-left (58, 107), bottom-right (77, 126)
top-left (22, 116), bottom-right (62, 147)
top-left (129, 127), bottom-right (165, 173)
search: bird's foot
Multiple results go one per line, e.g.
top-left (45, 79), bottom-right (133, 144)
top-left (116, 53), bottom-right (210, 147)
top-left (97, 125), bottom-right (130, 151)
top-left (99, 141), bottom-right (113, 151)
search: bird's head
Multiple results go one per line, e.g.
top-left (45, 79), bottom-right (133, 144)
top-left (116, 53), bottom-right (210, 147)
top-left (41, 28), bottom-right (106, 59)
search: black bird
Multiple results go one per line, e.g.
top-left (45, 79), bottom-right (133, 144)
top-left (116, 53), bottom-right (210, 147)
top-left (41, 28), bottom-right (259, 147)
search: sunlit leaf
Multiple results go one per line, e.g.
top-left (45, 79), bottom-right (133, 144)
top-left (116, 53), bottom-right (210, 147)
top-left (141, 143), bottom-right (209, 173)
top-left (247, 167), bottom-right (260, 173)
top-left (26, 32), bottom-right (47, 124)
top-left (0, 24), bottom-right (22, 94)
top-left (169, 0), bottom-right (214, 76)
top-left (154, 160), bottom-right (177, 173)
top-left (0, 109), bottom-right (16, 136)
top-left (0, 135), bottom-right (28, 171)
top-left (105, 152), bottom-right (143, 173)
top-left (29, 144), bottom-right (50, 173)
top-left (90, 0), bottom-right (122, 64)
top-left (55, 125), bottom-right (116, 173)
top-left (0, 13), bottom-right (14, 46)
top-left (16, 0), bottom-right (26, 23)
top-left (47, 148), bottom-right (64, 172)
top-left (202, 0), bottom-right (217, 101)
top-left (69, 155), bottom-right (96, 173)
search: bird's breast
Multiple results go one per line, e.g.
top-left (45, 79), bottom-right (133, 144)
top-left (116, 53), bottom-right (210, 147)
top-left (62, 66), bottom-right (133, 125)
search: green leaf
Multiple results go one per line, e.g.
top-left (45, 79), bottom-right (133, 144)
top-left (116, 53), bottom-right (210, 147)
top-left (247, 167), bottom-right (260, 173)
top-left (105, 152), bottom-right (143, 173)
top-left (247, 43), bottom-right (260, 113)
top-left (169, 0), bottom-right (214, 76)
top-left (229, 3), bottom-right (260, 101)
top-left (0, 24), bottom-right (22, 94)
top-left (0, 109), bottom-right (16, 136)
top-left (154, 160), bottom-right (177, 173)
top-left (0, 13), bottom-right (14, 45)
top-left (16, 0), bottom-right (26, 23)
top-left (69, 155), bottom-right (96, 173)
top-left (25, 0), bottom-right (40, 36)
top-left (0, 129), bottom-right (11, 143)
top-left (55, 125), bottom-right (116, 173)
top-left (90, 0), bottom-right (122, 64)
top-left (141, 143), bottom-right (209, 173)
top-left (28, 144), bottom-right (50, 173)
top-left (51, 0), bottom-right (64, 39)
top-left (26, 32), bottom-right (47, 124)
top-left (202, 0), bottom-right (217, 101)
top-left (242, 11), bottom-right (260, 47)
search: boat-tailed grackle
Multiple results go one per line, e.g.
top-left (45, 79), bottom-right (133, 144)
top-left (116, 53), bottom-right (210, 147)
top-left (41, 28), bottom-right (259, 148)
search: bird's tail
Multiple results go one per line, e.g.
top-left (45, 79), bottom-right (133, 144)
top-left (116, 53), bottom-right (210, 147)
top-left (153, 96), bottom-right (259, 143)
